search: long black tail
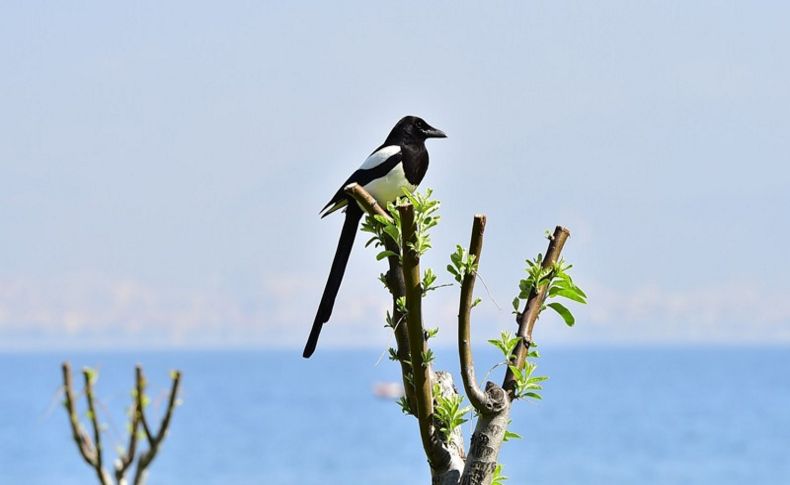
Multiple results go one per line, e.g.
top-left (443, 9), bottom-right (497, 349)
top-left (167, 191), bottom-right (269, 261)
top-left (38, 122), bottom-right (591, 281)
top-left (303, 203), bottom-right (363, 358)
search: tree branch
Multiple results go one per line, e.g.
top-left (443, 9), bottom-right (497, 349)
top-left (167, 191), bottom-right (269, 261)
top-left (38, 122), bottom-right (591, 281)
top-left (502, 225), bottom-right (570, 397)
top-left (345, 182), bottom-right (416, 415)
top-left (458, 215), bottom-right (491, 414)
top-left (133, 369), bottom-right (182, 485)
top-left (115, 368), bottom-right (143, 483)
top-left (398, 201), bottom-right (436, 460)
top-left (344, 182), bottom-right (390, 219)
top-left (81, 368), bottom-right (110, 485)
top-left (61, 362), bottom-right (99, 469)
top-left (135, 367), bottom-right (154, 444)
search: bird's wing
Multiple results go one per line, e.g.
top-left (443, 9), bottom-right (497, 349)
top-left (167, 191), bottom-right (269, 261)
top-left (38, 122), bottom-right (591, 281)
top-left (320, 145), bottom-right (403, 218)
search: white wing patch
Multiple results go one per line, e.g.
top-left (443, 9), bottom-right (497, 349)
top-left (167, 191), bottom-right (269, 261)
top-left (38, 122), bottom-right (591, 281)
top-left (359, 145), bottom-right (401, 170)
top-left (362, 162), bottom-right (417, 206)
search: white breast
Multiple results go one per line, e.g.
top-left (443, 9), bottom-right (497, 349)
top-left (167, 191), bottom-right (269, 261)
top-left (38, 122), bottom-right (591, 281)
top-left (362, 162), bottom-right (416, 206)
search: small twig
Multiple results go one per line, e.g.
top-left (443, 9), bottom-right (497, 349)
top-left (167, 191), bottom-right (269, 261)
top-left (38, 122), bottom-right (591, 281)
top-left (475, 271), bottom-right (502, 311)
top-left (374, 314), bottom-right (407, 367)
top-left (458, 215), bottom-right (491, 414)
top-left (502, 226), bottom-right (570, 397)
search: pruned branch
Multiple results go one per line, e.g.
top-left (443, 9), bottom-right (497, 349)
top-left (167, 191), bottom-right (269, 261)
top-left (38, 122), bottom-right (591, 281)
top-left (398, 201), bottom-right (436, 460)
top-left (502, 225), bottom-right (570, 397)
top-left (457, 215), bottom-right (491, 414)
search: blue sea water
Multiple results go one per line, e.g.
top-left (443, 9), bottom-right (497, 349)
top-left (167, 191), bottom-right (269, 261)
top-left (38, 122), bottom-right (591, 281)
top-left (0, 347), bottom-right (788, 484)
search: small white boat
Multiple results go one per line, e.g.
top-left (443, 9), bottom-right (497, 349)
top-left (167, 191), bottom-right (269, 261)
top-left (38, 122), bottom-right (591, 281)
top-left (373, 381), bottom-right (404, 399)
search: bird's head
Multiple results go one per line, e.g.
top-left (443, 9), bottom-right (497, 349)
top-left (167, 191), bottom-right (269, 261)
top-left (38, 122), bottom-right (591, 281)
top-left (392, 116), bottom-right (447, 142)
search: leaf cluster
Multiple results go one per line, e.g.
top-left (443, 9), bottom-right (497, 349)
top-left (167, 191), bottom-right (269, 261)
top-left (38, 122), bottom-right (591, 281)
top-left (487, 331), bottom-right (539, 361)
top-left (401, 188), bottom-right (440, 256)
top-left (421, 268), bottom-right (450, 296)
top-left (446, 245), bottom-right (478, 284)
top-left (432, 385), bottom-right (472, 441)
top-left (360, 201), bottom-right (402, 261)
top-left (396, 396), bottom-right (413, 416)
top-left (491, 464), bottom-right (508, 484)
top-left (508, 361), bottom-right (548, 401)
top-left (511, 255), bottom-right (587, 327)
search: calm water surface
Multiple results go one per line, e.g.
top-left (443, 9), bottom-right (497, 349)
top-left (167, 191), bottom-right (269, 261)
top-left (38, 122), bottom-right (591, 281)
top-left (0, 347), bottom-right (788, 484)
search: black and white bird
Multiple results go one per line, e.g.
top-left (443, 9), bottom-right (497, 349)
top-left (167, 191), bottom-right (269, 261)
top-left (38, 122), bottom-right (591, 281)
top-left (303, 116), bottom-right (446, 358)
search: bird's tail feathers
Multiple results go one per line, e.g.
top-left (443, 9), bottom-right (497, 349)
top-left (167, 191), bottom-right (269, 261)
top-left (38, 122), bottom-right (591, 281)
top-left (303, 202), bottom-right (363, 358)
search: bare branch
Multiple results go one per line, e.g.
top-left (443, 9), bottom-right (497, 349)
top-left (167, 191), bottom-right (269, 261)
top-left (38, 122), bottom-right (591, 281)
top-left (502, 225), bottom-right (570, 397)
top-left (61, 362), bottom-right (99, 468)
top-left (398, 202), bottom-right (436, 459)
top-left (458, 215), bottom-right (491, 414)
top-left (133, 369), bottom-right (182, 485)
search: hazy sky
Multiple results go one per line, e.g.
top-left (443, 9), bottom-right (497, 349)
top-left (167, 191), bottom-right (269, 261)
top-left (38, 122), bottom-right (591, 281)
top-left (1, 1), bottom-right (788, 350)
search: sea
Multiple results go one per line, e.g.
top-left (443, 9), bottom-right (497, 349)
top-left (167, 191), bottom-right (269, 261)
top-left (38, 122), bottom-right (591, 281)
top-left (0, 347), bottom-right (788, 484)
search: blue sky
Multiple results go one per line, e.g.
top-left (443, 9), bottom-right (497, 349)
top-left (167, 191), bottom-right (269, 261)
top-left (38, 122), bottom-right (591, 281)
top-left (1, 1), bottom-right (788, 349)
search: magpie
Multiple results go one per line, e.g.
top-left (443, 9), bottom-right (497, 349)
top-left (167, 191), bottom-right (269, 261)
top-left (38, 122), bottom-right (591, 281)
top-left (303, 115), bottom-right (446, 358)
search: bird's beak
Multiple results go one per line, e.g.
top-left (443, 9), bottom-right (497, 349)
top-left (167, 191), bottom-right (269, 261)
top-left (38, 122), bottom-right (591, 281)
top-left (423, 125), bottom-right (447, 139)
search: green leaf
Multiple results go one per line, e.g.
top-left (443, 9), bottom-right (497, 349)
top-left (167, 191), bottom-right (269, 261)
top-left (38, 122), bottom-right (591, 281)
top-left (503, 429), bottom-right (522, 442)
top-left (433, 391), bottom-right (471, 441)
top-left (396, 396), bottom-right (413, 415)
top-left (421, 349), bottom-right (435, 367)
top-left (551, 287), bottom-right (587, 304)
top-left (492, 464), bottom-right (508, 485)
top-left (547, 302), bottom-right (575, 326)
top-left (376, 250), bottom-right (398, 261)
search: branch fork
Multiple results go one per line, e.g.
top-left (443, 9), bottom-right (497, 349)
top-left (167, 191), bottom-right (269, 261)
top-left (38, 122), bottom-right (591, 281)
top-left (345, 183), bottom-right (572, 485)
top-left (61, 362), bottom-right (181, 485)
